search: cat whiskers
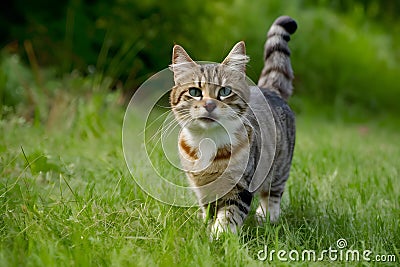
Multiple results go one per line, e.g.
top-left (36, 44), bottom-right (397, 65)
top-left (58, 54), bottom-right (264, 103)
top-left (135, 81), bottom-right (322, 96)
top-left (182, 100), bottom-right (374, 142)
top-left (141, 108), bottom-right (171, 137)
top-left (146, 112), bottom-right (191, 157)
top-left (143, 108), bottom-right (176, 155)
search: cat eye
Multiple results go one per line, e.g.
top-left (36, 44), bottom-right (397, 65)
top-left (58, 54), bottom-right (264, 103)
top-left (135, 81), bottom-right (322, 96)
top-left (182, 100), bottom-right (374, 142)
top-left (188, 87), bottom-right (202, 97)
top-left (218, 86), bottom-right (232, 97)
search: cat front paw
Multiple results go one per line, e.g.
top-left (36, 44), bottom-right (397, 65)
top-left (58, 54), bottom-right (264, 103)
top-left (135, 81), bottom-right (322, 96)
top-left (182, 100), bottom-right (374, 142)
top-left (210, 210), bottom-right (240, 240)
top-left (210, 219), bottom-right (237, 240)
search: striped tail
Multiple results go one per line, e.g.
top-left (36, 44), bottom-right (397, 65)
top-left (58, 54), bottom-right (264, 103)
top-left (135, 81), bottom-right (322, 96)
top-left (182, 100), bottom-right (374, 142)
top-left (257, 16), bottom-right (297, 101)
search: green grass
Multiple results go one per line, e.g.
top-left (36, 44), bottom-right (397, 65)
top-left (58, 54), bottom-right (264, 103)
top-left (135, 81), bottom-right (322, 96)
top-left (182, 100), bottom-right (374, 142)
top-left (1, 2), bottom-right (400, 264)
top-left (1, 83), bottom-right (399, 266)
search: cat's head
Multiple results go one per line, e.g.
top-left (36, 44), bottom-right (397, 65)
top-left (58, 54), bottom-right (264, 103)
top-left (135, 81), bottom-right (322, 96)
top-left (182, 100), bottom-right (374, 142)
top-left (170, 41), bottom-right (250, 131)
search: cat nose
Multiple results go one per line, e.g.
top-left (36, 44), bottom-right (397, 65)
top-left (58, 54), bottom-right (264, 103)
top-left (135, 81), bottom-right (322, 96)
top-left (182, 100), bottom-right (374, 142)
top-left (203, 99), bottom-right (216, 113)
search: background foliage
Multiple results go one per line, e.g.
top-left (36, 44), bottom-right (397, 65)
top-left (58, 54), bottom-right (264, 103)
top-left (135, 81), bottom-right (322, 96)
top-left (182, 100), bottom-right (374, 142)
top-left (1, 0), bottom-right (400, 116)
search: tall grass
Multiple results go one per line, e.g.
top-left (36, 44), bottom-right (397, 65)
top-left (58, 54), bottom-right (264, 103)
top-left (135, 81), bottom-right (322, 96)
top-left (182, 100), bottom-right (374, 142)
top-left (0, 67), bottom-right (399, 265)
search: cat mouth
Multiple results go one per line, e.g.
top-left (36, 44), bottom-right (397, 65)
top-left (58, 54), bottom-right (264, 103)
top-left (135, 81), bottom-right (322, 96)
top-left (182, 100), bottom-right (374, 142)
top-left (197, 117), bottom-right (216, 123)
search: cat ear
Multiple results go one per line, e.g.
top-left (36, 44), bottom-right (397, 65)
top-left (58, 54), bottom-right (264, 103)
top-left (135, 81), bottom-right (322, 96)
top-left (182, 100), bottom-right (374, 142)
top-left (172, 45), bottom-right (196, 65)
top-left (222, 41), bottom-right (249, 73)
top-left (170, 45), bottom-right (197, 84)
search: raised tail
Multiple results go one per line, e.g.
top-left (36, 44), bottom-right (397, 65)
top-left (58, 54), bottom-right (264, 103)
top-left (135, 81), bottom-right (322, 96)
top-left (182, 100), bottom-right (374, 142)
top-left (257, 16), bottom-right (297, 101)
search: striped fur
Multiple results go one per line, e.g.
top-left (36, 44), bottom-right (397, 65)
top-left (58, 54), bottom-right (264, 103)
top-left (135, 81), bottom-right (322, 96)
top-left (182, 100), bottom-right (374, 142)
top-left (258, 16), bottom-right (297, 100)
top-left (170, 16), bottom-right (297, 238)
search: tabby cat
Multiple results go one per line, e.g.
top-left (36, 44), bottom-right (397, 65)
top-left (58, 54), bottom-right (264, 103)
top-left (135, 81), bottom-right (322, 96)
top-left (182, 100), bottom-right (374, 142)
top-left (170, 16), bottom-right (297, 238)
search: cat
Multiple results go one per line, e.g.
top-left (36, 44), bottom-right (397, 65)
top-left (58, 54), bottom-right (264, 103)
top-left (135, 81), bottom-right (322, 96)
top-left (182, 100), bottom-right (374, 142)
top-left (169, 16), bottom-right (297, 238)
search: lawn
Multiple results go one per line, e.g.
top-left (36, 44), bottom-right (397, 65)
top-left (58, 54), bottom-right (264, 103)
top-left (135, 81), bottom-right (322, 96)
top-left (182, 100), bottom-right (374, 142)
top-left (1, 84), bottom-right (399, 266)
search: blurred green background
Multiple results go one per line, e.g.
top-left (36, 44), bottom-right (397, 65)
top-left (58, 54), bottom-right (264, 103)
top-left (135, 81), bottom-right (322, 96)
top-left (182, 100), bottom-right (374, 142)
top-left (1, 0), bottom-right (399, 121)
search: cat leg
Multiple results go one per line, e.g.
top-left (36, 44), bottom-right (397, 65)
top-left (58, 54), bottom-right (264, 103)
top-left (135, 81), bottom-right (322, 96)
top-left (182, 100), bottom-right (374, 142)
top-left (210, 190), bottom-right (252, 239)
top-left (256, 190), bottom-right (283, 224)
